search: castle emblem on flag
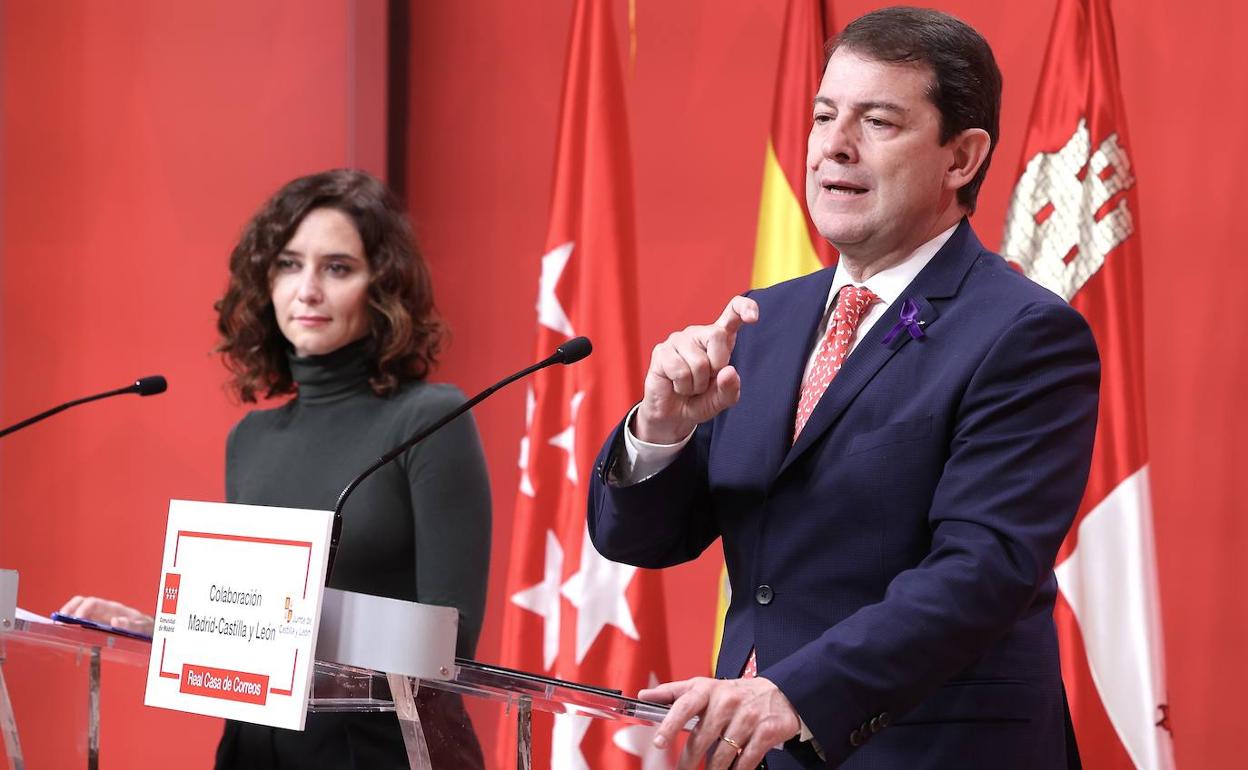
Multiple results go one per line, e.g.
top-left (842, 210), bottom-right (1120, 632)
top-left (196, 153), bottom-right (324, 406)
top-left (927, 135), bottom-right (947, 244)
top-left (1002, 118), bottom-right (1136, 301)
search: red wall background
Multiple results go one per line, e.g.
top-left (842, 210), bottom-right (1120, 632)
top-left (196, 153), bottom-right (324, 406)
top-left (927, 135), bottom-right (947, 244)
top-left (2, 1), bottom-right (1244, 767)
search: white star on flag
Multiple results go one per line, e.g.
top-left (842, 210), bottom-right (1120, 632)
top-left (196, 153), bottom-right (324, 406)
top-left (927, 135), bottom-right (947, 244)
top-left (538, 241), bottom-right (575, 336)
top-left (547, 391), bottom-right (586, 485)
top-left (613, 673), bottom-right (675, 770)
top-left (551, 713), bottom-right (592, 770)
top-left (509, 530), bottom-right (564, 671)
top-left (561, 522), bottom-right (639, 663)
top-left (518, 386), bottom-right (536, 497)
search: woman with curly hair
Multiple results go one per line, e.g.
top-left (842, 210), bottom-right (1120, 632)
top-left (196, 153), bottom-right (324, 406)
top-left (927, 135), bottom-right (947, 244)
top-left (61, 168), bottom-right (490, 768)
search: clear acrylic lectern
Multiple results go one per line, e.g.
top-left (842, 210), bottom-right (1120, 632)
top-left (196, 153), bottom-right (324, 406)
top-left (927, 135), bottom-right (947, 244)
top-left (1, 614), bottom-right (670, 769)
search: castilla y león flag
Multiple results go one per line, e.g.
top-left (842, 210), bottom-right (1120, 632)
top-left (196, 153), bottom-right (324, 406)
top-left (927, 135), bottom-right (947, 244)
top-left (496, 0), bottom-right (673, 768)
top-left (1001, 1), bottom-right (1175, 768)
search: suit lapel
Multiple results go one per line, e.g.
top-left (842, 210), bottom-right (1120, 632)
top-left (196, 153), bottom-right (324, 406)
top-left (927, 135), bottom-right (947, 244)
top-left (745, 267), bottom-right (838, 481)
top-left (777, 220), bottom-right (984, 477)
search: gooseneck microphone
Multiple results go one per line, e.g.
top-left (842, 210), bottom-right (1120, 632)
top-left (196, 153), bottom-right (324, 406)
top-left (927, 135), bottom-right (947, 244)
top-left (326, 336), bottom-right (592, 581)
top-left (0, 375), bottom-right (168, 439)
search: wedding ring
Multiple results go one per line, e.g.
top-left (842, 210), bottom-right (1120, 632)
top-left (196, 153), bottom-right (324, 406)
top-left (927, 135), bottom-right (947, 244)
top-left (719, 734), bottom-right (744, 754)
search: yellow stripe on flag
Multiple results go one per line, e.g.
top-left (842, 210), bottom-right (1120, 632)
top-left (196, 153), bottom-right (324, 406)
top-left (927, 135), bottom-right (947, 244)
top-left (750, 139), bottom-right (824, 290)
top-left (712, 564), bottom-right (732, 670)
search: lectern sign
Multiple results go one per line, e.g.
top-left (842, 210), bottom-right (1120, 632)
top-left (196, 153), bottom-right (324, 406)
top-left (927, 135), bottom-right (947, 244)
top-left (144, 499), bottom-right (333, 729)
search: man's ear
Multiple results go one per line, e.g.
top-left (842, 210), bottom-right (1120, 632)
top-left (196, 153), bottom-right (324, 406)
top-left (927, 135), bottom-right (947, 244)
top-left (944, 128), bottom-right (992, 194)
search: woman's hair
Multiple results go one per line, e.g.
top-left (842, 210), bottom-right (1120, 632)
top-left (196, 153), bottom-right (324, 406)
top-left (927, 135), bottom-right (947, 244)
top-left (215, 169), bottom-right (445, 402)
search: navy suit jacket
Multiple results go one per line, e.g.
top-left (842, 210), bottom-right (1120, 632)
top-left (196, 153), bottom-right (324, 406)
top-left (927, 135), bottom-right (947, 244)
top-left (588, 221), bottom-right (1099, 769)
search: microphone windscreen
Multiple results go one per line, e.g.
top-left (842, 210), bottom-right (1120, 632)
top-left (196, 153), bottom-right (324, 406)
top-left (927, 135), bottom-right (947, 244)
top-left (134, 375), bottom-right (168, 396)
top-left (556, 337), bottom-right (593, 364)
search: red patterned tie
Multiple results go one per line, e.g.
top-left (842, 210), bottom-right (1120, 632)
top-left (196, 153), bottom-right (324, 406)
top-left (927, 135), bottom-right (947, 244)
top-left (792, 285), bottom-right (880, 440)
top-left (741, 284), bottom-right (879, 680)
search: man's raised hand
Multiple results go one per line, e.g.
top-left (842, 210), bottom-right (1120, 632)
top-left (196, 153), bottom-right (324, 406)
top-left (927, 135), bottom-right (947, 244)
top-left (635, 295), bottom-right (759, 444)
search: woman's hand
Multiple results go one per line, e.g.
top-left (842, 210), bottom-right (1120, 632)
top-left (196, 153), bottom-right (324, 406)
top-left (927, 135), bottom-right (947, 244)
top-left (58, 595), bottom-right (155, 636)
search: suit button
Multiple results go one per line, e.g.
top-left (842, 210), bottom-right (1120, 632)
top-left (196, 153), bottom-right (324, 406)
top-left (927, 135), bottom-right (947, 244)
top-left (754, 585), bottom-right (774, 605)
top-left (869, 716), bottom-right (882, 733)
top-left (848, 728), bottom-right (865, 747)
top-left (878, 711), bottom-right (891, 728)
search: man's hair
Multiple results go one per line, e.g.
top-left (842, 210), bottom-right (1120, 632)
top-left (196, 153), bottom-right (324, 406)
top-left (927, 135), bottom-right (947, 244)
top-left (215, 168), bottom-right (445, 402)
top-left (829, 6), bottom-right (1003, 212)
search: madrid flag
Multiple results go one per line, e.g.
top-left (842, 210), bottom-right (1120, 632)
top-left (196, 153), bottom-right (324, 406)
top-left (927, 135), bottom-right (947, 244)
top-left (497, 0), bottom-right (673, 768)
top-left (1001, 1), bottom-right (1175, 767)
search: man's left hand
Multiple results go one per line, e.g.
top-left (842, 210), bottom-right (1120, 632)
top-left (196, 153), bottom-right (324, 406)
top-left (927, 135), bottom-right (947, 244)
top-left (641, 675), bottom-right (801, 770)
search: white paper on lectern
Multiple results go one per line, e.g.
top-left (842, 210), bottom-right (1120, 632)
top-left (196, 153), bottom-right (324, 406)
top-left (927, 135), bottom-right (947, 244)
top-left (144, 499), bottom-right (332, 730)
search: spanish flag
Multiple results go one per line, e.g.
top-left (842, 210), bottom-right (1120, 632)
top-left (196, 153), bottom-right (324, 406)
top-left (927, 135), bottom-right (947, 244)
top-left (714, 0), bottom-right (836, 664)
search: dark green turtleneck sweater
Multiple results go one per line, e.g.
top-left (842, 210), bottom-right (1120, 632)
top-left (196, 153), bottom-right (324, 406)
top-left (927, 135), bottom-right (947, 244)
top-left (224, 341), bottom-right (491, 658)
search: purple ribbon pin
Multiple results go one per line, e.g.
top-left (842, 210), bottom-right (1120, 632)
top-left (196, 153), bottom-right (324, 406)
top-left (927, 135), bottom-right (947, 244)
top-left (881, 298), bottom-right (925, 345)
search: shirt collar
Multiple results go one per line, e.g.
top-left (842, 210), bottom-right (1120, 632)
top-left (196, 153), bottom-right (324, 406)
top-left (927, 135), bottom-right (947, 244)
top-left (826, 222), bottom-right (959, 310)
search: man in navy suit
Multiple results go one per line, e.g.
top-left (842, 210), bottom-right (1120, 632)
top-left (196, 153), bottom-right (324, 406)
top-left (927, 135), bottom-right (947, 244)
top-left (588, 7), bottom-right (1098, 769)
